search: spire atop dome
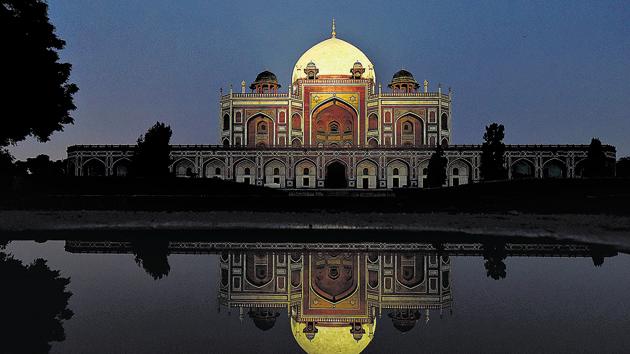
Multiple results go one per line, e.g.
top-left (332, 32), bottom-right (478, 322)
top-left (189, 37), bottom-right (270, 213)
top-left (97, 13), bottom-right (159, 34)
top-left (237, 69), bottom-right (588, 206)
top-left (331, 18), bottom-right (336, 38)
top-left (292, 26), bottom-right (376, 83)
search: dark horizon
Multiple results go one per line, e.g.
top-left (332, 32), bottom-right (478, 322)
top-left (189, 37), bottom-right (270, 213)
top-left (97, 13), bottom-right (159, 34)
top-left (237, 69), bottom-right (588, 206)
top-left (8, 0), bottom-right (630, 161)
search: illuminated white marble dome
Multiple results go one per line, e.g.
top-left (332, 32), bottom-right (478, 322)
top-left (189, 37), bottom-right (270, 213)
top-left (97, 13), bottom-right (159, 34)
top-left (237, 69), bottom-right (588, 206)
top-left (291, 318), bottom-right (376, 354)
top-left (292, 33), bottom-right (376, 83)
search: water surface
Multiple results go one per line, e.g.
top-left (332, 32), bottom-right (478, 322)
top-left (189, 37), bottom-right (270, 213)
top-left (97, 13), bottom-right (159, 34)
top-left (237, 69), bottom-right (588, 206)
top-left (2, 238), bottom-right (629, 353)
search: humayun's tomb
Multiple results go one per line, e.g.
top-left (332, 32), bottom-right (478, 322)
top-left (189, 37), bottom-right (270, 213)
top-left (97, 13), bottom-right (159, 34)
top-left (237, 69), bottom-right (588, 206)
top-left (67, 21), bottom-right (615, 188)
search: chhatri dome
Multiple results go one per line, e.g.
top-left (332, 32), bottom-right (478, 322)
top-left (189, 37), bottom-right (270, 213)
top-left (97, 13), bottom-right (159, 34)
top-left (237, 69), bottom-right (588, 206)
top-left (292, 19), bottom-right (376, 83)
top-left (291, 318), bottom-right (376, 354)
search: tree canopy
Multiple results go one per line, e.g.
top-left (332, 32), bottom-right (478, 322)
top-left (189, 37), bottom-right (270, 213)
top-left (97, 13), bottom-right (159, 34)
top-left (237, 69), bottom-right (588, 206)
top-left (617, 157), bottom-right (630, 178)
top-left (480, 123), bottom-right (507, 181)
top-left (1, 0), bottom-right (78, 147)
top-left (584, 138), bottom-right (611, 177)
top-left (19, 154), bottom-right (65, 176)
top-left (0, 251), bottom-right (73, 353)
top-left (426, 145), bottom-right (447, 188)
top-left (132, 122), bottom-right (173, 177)
top-left (131, 239), bottom-right (171, 280)
top-left (0, 149), bottom-right (16, 175)
top-left (483, 242), bottom-right (507, 280)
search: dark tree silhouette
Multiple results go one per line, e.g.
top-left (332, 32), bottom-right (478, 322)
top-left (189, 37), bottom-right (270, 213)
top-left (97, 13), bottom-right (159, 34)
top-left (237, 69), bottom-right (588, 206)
top-left (132, 122), bottom-right (173, 177)
top-left (584, 138), bottom-right (610, 177)
top-left (617, 157), bottom-right (630, 178)
top-left (131, 239), bottom-right (171, 280)
top-left (18, 154), bottom-right (65, 176)
top-left (426, 145), bottom-right (447, 188)
top-left (591, 255), bottom-right (605, 267)
top-left (0, 252), bottom-right (73, 353)
top-left (0, 149), bottom-right (17, 175)
top-left (480, 123), bottom-right (507, 181)
top-left (1, 0), bottom-right (78, 148)
top-left (483, 242), bottom-right (507, 280)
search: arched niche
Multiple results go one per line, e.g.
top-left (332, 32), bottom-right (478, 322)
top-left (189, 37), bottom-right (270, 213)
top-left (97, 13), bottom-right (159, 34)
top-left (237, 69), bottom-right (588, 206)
top-left (396, 114), bottom-right (424, 146)
top-left (204, 159), bottom-right (225, 179)
top-left (543, 159), bottom-right (567, 178)
top-left (356, 159), bottom-right (378, 189)
top-left (264, 159), bottom-right (286, 188)
top-left (295, 159), bottom-right (316, 188)
top-left (448, 159), bottom-right (472, 186)
top-left (312, 99), bottom-right (357, 147)
top-left (234, 159), bottom-right (256, 185)
top-left (511, 159), bottom-right (535, 179)
top-left (387, 160), bottom-right (409, 188)
top-left (173, 158), bottom-right (195, 178)
top-left (247, 114), bottom-right (274, 147)
top-left (83, 158), bottom-right (106, 177)
top-left (368, 113), bottom-right (378, 131)
top-left (112, 158), bottom-right (131, 177)
top-left (292, 113), bottom-right (302, 131)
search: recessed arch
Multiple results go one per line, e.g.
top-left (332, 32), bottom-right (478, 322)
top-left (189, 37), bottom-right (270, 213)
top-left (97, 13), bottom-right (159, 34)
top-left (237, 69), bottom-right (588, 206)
top-left (82, 158), bottom-right (106, 177)
top-left (223, 114), bottom-right (230, 131)
top-left (172, 157), bottom-right (196, 178)
top-left (295, 158), bottom-right (317, 188)
top-left (511, 158), bottom-right (535, 179)
top-left (447, 158), bottom-right (472, 186)
top-left (440, 113), bottom-right (448, 130)
top-left (394, 111), bottom-right (425, 124)
top-left (395, 112), bottom-right (425, 146)
top-left (356, 159), bottom-right (378, 189)
top-left (324, 159), bottom-right (348, 188)
top-left (387, 159), bottom-right (410, 188)
top-left (368, 113), bottom-right (378, 131)
top-left (310, 97), bottom-right (359, 116)
top-left (295, 157), bottom-right (318, 170)
top-left (396, 254), bottom-right (425, 289)
top-left (291, 113), bottom-right (302, 131)
top-left (291, 138), bottom-right (302, 147)
top-left (244, 253), bottom-right (274, 288)
top-left (234, 158), bottom-right (256, 184)
top-left (112, 157), bottom-right (131, 177)
top-left (246, 113), bottom-right (275, 147)
top-left (311, 99), bottom-right (358, 147)
top-left (203, 158), bottom-right (226, 179)
top-left (264, 159), bottom-right (286, 188)
top-left (542, 158), bottom-right (567, 178)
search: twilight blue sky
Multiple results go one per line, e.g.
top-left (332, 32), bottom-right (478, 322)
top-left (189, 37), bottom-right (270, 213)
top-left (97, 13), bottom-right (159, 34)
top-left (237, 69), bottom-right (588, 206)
top-left (10, 0), bottom-right (630, 160)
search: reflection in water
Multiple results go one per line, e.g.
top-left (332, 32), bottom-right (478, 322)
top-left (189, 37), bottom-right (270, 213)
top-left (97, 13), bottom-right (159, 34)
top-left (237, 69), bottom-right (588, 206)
top-left (218, 251), bottom-right (451, 354)
top-left (483, 242), bottom-right (507, 280)
top-left (0, 249), bottom-right (73, 354)
top-left (131, 239), bottom-right (171, 280)
top-left (64, 239), bottom-right (621, 354)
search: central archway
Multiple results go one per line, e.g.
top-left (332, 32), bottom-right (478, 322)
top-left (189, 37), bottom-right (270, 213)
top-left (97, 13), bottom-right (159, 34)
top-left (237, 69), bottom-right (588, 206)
top-left (312, 99), bottom-right (357, 147)
top-left (325, 161), bottom-right (347, 188)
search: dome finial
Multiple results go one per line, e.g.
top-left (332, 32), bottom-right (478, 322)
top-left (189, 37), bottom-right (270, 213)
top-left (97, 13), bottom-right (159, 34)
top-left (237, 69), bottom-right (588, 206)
top-left (331, 18), bottom-right (336, 38)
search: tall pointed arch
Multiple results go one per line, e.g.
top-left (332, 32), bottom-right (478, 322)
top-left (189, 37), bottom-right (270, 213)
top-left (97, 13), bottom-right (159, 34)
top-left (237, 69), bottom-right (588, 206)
top-left (311, 98), bottom-right (358, 147)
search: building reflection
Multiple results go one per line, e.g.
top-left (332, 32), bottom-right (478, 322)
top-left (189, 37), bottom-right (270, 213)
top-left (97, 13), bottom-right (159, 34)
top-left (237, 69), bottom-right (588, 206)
top-left (218, 251), bottom-right (451, 353)
top-left (64, 239), bottom-right (619, 354)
